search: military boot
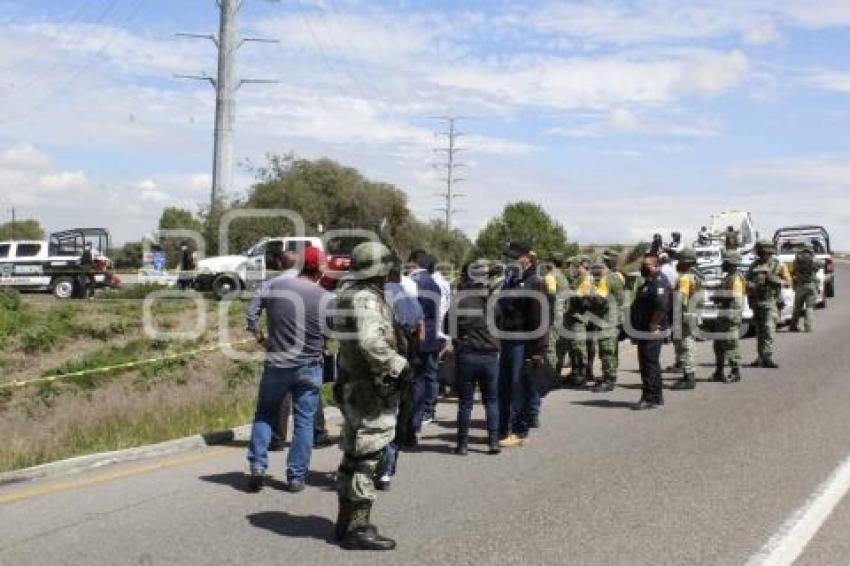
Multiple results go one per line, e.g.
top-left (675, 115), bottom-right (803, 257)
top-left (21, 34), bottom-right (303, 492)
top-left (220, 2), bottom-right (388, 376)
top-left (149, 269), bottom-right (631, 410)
top-left (454, 434), bottom-right (468, 456)
top-left (567, 366), bottom-right (587, 388)
top-left (671, 372), bottom-right (696, 390)
top-left (335, 498), bottom-right (353, 541)
top-left (488, 435), bottom-right (501, 455)
top-left (711, 365), bottom-right (725, 382)
top-left (729, 366), bottom-right (742, 383)
top-left (339, 503), bottom-right (396, 551)
top-left (762, 358), bottom-right (779, 369)
top-left (591, 378), bottom-right (615, 393)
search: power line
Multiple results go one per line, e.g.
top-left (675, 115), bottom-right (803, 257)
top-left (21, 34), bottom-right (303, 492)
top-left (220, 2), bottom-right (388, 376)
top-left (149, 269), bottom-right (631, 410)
top-left (175, 0), bottom-right (278, 213)
top-left (429, 116), bottom-right (470, 232)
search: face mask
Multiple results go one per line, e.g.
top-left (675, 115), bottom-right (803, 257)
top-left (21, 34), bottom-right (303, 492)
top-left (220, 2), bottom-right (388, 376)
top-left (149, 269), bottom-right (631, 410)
top-left (640, 266), bottom-right (652, 278)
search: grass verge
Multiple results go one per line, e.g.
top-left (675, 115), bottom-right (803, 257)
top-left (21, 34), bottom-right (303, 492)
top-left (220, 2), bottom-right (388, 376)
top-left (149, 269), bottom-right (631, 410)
top-left (0, 394), bottom-right (256, 474)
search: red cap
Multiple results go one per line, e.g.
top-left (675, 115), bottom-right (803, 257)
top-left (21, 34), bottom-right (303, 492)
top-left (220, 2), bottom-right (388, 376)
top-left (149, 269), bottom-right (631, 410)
top-left (303, 246), bottom-right (325, 270)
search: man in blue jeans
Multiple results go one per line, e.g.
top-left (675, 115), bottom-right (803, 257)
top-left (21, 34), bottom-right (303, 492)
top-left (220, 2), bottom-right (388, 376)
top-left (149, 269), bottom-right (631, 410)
top-left (245, 246), bottom-right (332, 493)
top-left (406, 250), bottom-right (443, 441)
top-left (496, 241), bottom-right (549, 448)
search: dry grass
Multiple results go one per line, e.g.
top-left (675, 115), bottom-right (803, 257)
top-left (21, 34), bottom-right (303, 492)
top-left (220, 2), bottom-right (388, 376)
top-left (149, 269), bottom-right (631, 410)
top-left (0, 291), bottom-right (266, 473)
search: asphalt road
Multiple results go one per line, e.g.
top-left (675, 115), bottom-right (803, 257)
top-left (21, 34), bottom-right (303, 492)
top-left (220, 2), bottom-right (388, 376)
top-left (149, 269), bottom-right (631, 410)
top-left (2, 267), bottom-right (849, 566)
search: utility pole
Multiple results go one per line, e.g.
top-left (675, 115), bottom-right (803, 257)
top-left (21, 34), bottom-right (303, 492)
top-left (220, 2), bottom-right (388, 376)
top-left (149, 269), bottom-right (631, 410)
top-left (176, 0), bottom-right (278, 213)
top-left (9, 206), bottom-right (15, 239)
top-left (430, 116), bottom-right (469, 232)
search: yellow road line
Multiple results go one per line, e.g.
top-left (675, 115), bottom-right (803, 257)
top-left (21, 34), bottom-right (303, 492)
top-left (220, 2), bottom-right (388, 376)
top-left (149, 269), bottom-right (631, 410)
top-left (0, 447), bottom-right (233, 506)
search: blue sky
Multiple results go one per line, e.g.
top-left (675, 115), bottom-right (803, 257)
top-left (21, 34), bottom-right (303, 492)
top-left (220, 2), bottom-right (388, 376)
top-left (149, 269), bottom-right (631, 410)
top-left (0, 0), bottom-right (849, 248)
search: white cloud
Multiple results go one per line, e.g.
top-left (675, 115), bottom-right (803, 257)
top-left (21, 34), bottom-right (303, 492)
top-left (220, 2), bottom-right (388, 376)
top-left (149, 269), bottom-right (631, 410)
top-left (0, 143), bottom-right (50, 170)
top-left (806, 70), bottom-right (850, 93)
top-left (550, 108), bottom-right (720, 138)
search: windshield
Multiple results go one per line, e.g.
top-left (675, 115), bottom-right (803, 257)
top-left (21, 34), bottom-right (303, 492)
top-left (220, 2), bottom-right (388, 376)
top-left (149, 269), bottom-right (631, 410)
top-left (325, 235), bottom-right (372, 256)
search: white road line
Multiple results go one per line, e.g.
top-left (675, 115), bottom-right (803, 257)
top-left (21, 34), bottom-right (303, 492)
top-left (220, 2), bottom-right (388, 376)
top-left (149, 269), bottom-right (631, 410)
top-left (746, 454), bottom-right (850, 566)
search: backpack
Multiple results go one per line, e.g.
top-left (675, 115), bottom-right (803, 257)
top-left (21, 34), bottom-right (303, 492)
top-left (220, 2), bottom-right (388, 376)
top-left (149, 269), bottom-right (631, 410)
top-left (795, 252), bottom-right (815, 283)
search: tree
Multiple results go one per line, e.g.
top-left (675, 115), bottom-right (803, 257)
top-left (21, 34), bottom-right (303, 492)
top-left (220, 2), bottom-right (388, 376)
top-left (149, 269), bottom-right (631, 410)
top-left (112, 241), bottom-right (144, 270)
top-left (0, 219), bottom-right (44, 240)
top-left (157, 207), bottom-right (204, 268)
top-left (473, 201), bottom-right (577, 260)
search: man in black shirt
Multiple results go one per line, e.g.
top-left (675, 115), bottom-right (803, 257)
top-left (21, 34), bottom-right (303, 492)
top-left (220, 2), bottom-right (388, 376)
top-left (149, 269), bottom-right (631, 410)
top-left (629, 254), bottom-right (673, 410)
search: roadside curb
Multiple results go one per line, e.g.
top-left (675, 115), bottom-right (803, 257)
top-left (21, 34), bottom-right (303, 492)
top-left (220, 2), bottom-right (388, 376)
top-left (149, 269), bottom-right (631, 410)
top-left (0, 406), bottom-right (342, 487)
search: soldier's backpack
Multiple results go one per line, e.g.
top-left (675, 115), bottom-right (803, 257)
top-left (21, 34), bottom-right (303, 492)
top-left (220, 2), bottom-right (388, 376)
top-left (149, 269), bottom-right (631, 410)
top-left (795, 251), bottom-right (815, 283)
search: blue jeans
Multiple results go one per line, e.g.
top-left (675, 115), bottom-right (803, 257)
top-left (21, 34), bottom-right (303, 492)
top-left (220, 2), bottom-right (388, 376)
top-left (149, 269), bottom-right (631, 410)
top-left (247, 362), bottom-right (322, 482)
top-left (412, 352), bottom-right (440, 431)
top-left (457, 352), bottom-right (500, 441)
top-left (498, 341), bottom-right (539, 438)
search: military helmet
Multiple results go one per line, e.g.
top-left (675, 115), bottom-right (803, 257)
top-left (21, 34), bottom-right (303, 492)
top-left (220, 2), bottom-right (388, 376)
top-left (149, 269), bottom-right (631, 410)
top-left (548, 251), bottom-right (565, 262)
top-left (754, 239), bottom-right (775, 253)
top-left (350, 242), bottom-right (394, 277)
top-left (574, 254), bottom-right (590, 267)
top-left (677, 247), bottom-right (697, 263)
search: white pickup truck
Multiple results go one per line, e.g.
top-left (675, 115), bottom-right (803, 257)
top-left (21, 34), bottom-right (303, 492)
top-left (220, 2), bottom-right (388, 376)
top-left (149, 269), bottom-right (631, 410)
top-left (193, 236), bottom-right (323, 299)
top-left (774, 225), bottom-right (835, 310)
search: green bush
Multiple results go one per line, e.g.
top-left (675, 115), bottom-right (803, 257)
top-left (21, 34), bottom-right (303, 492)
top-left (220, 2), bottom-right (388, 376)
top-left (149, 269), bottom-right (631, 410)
top-left (20, 327), bottom-right (59, 354)
top-left (100, 283), bottom-right (173, 301)
top-left (0, 288), bottom-right (22, 311)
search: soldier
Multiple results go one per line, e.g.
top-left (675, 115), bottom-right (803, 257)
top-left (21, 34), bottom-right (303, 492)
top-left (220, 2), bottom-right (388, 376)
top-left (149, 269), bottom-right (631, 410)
top-left (599, 250), bottom-right (626, 387)
top-left (332, 242), bottom-right (410, 551)
top-left (746, 240), bottom-right (792, 368)
top-left (712, 250), bottom-right (744, 383)
top-left (543, 252), bottom-right (570, 376)
top-left (565, 256), bottom-right (593, 387)
top-left (790, 243), bottom-right (818, 333)
top-left (587, 258), bottom-right (620, 393)
top-left (670, 247), bottom-right (702, 390)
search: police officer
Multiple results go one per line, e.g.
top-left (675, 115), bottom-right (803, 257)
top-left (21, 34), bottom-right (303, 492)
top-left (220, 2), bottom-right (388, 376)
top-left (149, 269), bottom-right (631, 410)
top-left (631, 254), bottom-right (673, 410)
top-left (332, 242), bottom-right (409, 551)
top-left (712, 250), bottom-right (744, 383)
top-left (790, 243), bottom-right (818, 333)
top-left (746, 240), bottom-right (791, 368)
top-left (587, 257), bottom-right (619, 393)
top-left (565, 255), bottom-right (592, 387)
top-left (670, 247), bottom-right (702, 390)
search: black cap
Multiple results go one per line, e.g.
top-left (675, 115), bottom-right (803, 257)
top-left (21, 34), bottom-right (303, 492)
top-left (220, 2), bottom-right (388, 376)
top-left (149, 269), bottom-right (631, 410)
top-left (504, 241), bottom-right (531, 259)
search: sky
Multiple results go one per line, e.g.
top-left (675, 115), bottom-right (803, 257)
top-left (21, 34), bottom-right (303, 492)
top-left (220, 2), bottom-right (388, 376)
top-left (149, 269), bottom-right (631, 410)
top-left (0, 0), bottom-right (848, 249)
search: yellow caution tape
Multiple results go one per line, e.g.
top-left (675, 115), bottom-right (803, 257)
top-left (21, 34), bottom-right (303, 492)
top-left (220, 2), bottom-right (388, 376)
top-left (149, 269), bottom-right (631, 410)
top-left (0, 338), bottom-right (255, 392)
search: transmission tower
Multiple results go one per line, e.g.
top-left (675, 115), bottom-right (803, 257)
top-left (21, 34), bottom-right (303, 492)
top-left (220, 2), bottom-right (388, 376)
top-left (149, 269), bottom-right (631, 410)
top-left (176, 0), bottom-right (278, 212)
top-left (430, 116), bottom-right (469, 232)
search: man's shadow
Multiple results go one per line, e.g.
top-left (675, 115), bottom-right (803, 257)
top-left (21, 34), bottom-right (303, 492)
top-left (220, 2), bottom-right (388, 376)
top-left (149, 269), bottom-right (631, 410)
top-left (199, 470), bottom-right (336, 493)
top-left (247, 512), bottom-right (335, 542)
top-left (571, 400), bottom-right (635, 410)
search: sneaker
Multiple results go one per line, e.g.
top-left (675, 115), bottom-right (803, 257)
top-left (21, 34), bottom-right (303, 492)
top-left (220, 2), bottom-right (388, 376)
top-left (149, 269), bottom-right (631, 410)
top-left (499, 434), bottom-right (529, 448)
top-left (285, 479), bottom-right (305, 493)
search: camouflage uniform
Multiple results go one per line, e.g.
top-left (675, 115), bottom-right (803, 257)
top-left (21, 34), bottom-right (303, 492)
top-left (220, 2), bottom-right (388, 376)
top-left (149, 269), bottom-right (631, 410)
top-left (790, 244), bottom-right (818, 332)
top-left (746, 241), bottom-right (792, 367)
top-left (588, 258), bottom-right (620, 391)
top-left (543, 253), bottom-right (570, 374)
top-left (565, 256), bottom-right (592, 386)
top-left (671, 248), bottom-right (702, 390)
top-left (332, 243), bottom-right (408, 550)
top-left (713, 250), bottom-right (744, 382)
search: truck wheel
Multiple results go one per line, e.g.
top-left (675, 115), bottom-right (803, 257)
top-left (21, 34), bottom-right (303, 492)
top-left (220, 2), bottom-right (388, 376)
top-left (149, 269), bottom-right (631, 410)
top-left (212, 274), bottom-right (241, 300)
top-left (52, 276), bottom-right (76, 300)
